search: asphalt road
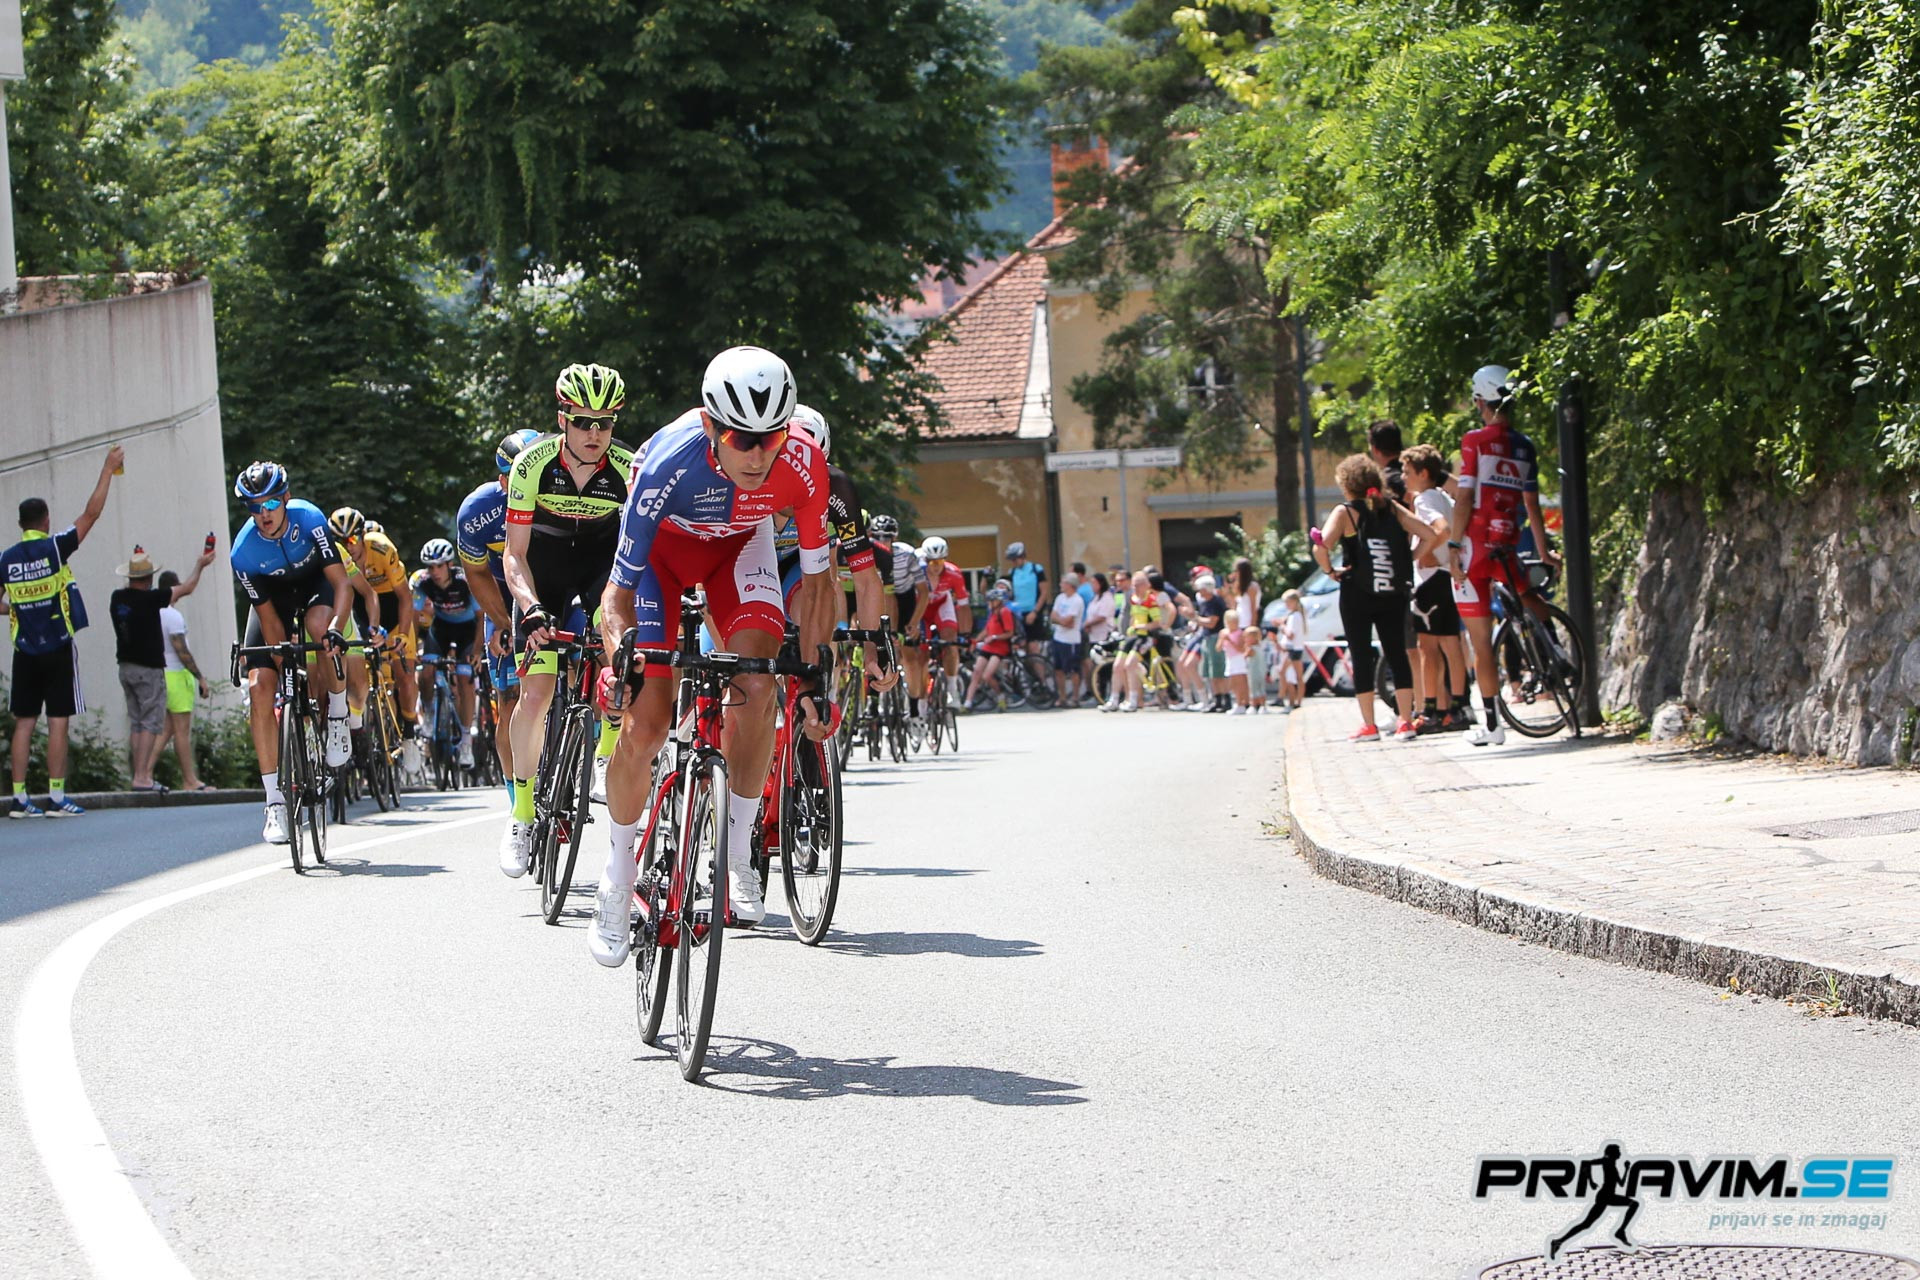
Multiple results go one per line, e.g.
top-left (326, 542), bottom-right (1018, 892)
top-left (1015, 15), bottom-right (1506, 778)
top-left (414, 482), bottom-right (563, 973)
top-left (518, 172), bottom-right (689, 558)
top-left (6, 709), bottom-right (1918, 1278)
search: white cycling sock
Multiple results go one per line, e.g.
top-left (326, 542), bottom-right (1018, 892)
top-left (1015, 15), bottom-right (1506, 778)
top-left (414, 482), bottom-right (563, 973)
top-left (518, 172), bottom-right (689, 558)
top-left (726, 791), bottom-right (760, 874)
top-left (261, 771), bottom-right (284, 804)
top-left (327, 690), bottom-right (347, 718)
top-left (602, 818), bottom-right (640, 892)
top-left (348, 708), bottom-right (363, 730)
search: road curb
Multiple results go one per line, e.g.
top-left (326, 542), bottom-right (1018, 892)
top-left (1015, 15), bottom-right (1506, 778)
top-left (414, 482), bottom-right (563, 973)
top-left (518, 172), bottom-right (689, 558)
top-left (37, 788), bottom-right (266, 811)
top-left (1281, 712), bottom-right (1920, 1028)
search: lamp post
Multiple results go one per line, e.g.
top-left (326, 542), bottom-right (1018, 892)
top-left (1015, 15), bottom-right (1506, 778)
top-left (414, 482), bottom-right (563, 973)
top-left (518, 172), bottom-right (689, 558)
top-left (1549, 247), bottom-right (1601, 727)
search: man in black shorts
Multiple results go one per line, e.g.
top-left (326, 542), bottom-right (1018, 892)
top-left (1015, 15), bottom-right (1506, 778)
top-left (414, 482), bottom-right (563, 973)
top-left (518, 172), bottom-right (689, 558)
top-left (1, 448), bottom-right (124, 817)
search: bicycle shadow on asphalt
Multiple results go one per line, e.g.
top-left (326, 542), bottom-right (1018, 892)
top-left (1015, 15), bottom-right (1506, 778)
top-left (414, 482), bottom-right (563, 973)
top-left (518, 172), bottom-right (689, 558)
top-left (796, 928), bottom-right (1041, 959)
top-left (691, 1035), bottom-right (1086, 1105)
top-left (840, 864), bottom-right (982, 877)
top-left (305, 859), bottom-right (451, 878)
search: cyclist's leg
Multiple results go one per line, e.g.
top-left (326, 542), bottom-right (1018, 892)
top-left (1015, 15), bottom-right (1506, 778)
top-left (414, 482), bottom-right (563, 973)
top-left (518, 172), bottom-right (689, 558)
top-left (242, 606), bottom-right (282, 786)
top-left (506, 604), bottom-right (561, 824)
top-left (485, 616), bottom-right (518, 788)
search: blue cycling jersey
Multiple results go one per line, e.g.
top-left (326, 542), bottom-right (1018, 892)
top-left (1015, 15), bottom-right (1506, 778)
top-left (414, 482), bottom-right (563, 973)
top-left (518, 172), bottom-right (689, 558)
top-left (230, 500), bottom-right (341, 605)
top-left (455, 481), bottom-right (508, 585)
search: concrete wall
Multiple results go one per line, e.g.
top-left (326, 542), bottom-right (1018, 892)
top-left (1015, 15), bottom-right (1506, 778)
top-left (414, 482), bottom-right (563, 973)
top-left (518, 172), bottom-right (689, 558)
top-left (906, 445), bottom-right (1051, 577)
top-left (0, 281), bottom-right (238, 747)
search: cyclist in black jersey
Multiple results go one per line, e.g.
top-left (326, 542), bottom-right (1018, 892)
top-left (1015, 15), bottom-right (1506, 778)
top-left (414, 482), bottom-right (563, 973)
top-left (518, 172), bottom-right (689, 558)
top-left (867, 514), bottom-right (929, 700)
top-left (780, 407), bottom-right (893, 691)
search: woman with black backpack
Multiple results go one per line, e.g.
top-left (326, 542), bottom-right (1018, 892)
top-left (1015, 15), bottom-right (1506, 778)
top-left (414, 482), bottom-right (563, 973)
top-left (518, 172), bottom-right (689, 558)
top-left (1310, 455), bottom-right (1437, 741)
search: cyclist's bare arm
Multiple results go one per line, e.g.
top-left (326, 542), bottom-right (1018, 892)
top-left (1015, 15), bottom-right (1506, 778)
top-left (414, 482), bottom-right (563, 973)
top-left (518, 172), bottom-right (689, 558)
top-left (468, 566), bottom-right (510, 633)
top-left (598, 579), bottom-right (634, 668)
top-left (907, 582), bottom-right (928, 632)
top-left (324, 562), bottom-right (354, 637)
top-left (502, 522), bottom-right (540, 617)
top-left (1524, 492), bottom-right (1557, 565)
top-left (795, 569), bottom-right (837, 659)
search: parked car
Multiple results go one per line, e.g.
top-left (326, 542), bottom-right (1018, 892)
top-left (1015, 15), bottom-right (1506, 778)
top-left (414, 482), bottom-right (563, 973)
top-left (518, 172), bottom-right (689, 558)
top-left (1260, 567), bottom-right (1393, 699)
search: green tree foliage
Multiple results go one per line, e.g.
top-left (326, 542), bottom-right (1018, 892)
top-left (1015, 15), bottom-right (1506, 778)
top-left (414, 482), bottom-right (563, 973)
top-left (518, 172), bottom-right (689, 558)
top-left (1177, 0), bottom-right (1874, 577)
top-left (135, 36), bottom-right (468, 556)
top-left (1776, 0), bottom-right (1920, 470)
top-left (333, 0), bottom-right (1010, 492)
top-left (1037, 0), bottom-right (1307, 526)
top-left (6, 1), bottom-right (155, 273)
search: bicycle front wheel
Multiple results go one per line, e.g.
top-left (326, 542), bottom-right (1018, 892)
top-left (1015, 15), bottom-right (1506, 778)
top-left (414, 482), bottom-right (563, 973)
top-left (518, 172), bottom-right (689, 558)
top-left (781, 733), bottom-right (843, 945)
top-left (674, 753), bottom-right (728, 1081)
top-left (298, 711), bottom-right (329, 866)
top-left (1493, 603), bottom-right (1588, 739)
top-left (282, 702), bottom-right (307, 874)
top-left (634, 787), bottom-right (675, 1047)
top-left (540, 711), bottom-right (589, 924)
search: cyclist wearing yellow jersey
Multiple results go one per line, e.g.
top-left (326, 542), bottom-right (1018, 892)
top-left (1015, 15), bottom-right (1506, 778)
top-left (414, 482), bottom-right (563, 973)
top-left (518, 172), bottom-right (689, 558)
top-left (329, 507), bottom-right (419, 737)
top-left (498, 363), bottom-right (635, 875)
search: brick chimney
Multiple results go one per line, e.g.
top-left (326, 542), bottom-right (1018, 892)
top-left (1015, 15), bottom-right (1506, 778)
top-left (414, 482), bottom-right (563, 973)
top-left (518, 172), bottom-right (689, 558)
top-left (1050, 137), bottom-right (1110, 219)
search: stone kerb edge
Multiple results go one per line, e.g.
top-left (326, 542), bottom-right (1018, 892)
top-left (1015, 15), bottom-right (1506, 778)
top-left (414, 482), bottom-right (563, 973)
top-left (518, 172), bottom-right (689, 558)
top-left (1281, 712), bottom-right (1920, 1027)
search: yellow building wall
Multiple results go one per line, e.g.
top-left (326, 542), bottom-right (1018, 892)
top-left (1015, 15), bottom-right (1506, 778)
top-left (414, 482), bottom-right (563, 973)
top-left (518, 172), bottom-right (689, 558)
top-left (900, 452), bottom-right (1050, 578)
top-left (1045, 281), bottom-right (1348, 570)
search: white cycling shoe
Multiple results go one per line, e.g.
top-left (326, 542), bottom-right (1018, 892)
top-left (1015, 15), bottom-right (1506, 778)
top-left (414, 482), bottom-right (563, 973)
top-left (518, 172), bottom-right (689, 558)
top-left (1467, 716), bottom-right (1506, 747)
top-left (324, 716), bottom-right (351, 768)
top-left (457, 736), bottom-right (474, 768)
top-left (726, 851), bottom-right (766, 927)
top-left (588, 884), bottom-right (632, 967)
top-left (590, 754), bottom-right (609, 804)
top-left (263, 802), bottom-right (290, 845)
top-left (498, 820), bottom-right (534, 877)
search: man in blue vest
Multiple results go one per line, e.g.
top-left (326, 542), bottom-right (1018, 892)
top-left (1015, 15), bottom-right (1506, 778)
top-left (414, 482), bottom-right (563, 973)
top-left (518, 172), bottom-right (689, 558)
top-left (1005, 541), bottom-right (1049, 659)
top-left (0, 447), bottom-right (125, 817)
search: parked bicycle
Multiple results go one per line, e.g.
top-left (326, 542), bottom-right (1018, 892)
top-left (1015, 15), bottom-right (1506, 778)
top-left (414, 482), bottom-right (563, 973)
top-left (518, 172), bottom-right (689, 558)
top-left (231, 638), bottom-right (343, 873)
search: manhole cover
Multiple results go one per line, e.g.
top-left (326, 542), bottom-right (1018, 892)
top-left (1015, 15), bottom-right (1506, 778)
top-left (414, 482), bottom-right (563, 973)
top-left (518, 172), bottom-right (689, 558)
top-left (1766, 809), bottom-right (1920, 840)
top-left (1477, 1244), bottom-right (1920, 1278)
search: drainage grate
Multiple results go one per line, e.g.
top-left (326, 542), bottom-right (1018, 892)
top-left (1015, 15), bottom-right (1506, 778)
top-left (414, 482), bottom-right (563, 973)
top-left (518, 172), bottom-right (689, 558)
top-left (1764, 809), bottom-right (1920, 841)
top-left (1421, 781), bottom-right (1542, 794)
top-left (1477, 1245), bottom-right (1920, 1279)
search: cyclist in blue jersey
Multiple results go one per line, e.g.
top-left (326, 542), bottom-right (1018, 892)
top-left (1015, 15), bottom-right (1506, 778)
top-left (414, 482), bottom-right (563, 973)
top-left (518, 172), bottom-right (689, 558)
top-left (457, 429), bottom-right (540, 810)
top-left (229, 461), bottom-right (353, 844)
top-left (417, 538), bottom-right (480, 767)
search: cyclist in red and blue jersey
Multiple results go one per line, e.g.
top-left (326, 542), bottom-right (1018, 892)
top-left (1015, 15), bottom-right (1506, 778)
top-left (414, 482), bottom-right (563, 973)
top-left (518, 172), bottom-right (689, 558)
top-left (457, 428), bottom-right (540, 803)
top-left (229, 461), bottom-right (353, 844)
top-left (1447, 365), bottom-right (1558, 746)
top-left (588, 347), bottom-right (840, 964)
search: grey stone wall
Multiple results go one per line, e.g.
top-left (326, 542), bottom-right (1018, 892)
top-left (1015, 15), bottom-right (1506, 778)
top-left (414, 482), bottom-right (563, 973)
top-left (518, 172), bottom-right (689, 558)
top-left (1601, 482), bottom-right (1920, 764)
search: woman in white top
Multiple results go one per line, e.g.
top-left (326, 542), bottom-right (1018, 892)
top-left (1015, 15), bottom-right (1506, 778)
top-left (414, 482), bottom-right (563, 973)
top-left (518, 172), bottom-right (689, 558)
top-left (156, 571), bottom-right (213, 790)
top-left (1403, 444), bottom-right (1470, 731)
top-left (1228, 557), bottom-right (1264, 711)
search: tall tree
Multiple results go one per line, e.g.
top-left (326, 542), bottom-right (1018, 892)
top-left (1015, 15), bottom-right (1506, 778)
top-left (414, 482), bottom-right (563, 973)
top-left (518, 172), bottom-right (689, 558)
top-left (1037, 0), bottom-right (1307, 528)
top-left (331, 0), bottom-right (1011, 489)
top-left (137, 35), bottom-right (468, 555)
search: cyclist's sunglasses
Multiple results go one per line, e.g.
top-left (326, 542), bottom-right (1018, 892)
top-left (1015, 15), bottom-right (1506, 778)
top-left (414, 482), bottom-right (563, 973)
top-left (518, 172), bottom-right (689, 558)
top-left (562, 412), bottom-right (617, 432)
top-left (245, 497), bottom-right (286, 514)
top-left (716, 424), bottom-right (789, 454)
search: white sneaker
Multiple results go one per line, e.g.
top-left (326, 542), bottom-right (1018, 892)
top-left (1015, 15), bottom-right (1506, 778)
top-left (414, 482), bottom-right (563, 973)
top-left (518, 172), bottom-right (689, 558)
top-left (1467, 716), bottom-right (1507, 747)
top-left (1228, 705), bottom-right (1247, 716)
top-left (726, 849), bottom-right (765, 926)
top-left (1120, 701), bottom-right (1139, 713)
top-left (263, 802), bottom-right (290, 845)
top-left (588, 884), bottom-right (632, 967)
top-left (498, 820), bottom-right (534, 877)
top-left (590, 754), bottom-right (609, 804)
top-left (400, 738), bottom-right (423, 776)
top-left (325, 716), bottom-right (351, 768)
top-left (457, 736), bottom-right (474, 768)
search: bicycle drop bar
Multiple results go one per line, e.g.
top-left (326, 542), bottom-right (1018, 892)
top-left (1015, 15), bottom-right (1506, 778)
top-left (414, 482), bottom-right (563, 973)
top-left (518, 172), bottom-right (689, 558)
top-left (842, 616), bottom-right (896, 673)
top-left (230, 639), bottom-right (347, 687)
top-left (628, 645), bottom-right (830, 683)
top-left (514, 629), bottom-right (601, 677)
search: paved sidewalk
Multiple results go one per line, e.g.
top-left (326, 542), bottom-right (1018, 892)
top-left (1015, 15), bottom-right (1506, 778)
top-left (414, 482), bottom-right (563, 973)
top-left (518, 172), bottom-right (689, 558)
top-left (1283, 699), bottom-right (1920, 1024)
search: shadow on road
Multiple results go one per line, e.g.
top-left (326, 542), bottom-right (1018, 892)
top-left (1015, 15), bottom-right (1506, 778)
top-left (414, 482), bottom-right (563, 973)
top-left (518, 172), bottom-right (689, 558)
top-left (695, 1036), bottom-right (1086, 1105)
top-left (313, 859), bottom-right (450, 878)
top-left (841, 865), bottom-right (981, 878)
top-left (814, 929), bottom-right (1040, 959)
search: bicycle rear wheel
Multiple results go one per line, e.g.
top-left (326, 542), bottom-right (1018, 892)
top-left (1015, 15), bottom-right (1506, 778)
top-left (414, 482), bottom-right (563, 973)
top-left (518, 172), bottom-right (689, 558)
top-left (780, 734), bottom-right (842, 945)
top-left (363, 700), bottom-right (394, 813)
top-left (942, 704), bottom-right (958, 752)
top-left (298, 711), bottom-right (328, 866)
top-left (1022, 655), bottom-right (1058, 709)
top-left (674, 753), bottom-right (728, 1081)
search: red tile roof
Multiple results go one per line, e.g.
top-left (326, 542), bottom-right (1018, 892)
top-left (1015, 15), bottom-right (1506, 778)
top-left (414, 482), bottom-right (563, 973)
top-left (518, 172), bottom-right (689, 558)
top-left (916, 219), bottom-right (1069, 441)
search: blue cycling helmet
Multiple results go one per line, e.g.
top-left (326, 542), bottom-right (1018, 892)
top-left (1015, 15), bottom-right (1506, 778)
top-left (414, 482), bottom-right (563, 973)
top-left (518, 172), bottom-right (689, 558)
top-left (234, 460), bottom-right (289, 502)
top-left (496, 428), bottom-right (542, 475)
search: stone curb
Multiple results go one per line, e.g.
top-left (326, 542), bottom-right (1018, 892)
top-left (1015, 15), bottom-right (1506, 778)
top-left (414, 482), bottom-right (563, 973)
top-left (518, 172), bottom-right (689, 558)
top-left (1281, 712), bottom-right (1920, 1028)
top-left (14, 788), bottom-right (266, 812)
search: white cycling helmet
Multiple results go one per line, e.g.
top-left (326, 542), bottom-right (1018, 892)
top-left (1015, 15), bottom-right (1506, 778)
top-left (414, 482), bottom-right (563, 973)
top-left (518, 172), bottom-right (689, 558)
top-left (1471, 364), bottom-right (1513, 404)
top-left (920, 535), bottom-right (949, 560)
top-left (420, 538), bottom-right (456, 566)
top-left (789, 404), bottom-right (830, 457)
top-left (702, 345), bottom-right (797, 433)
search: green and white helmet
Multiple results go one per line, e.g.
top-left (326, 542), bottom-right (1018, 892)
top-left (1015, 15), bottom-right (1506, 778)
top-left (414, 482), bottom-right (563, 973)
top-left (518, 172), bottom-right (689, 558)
top-left (555, 363), bottom-right (626, 413)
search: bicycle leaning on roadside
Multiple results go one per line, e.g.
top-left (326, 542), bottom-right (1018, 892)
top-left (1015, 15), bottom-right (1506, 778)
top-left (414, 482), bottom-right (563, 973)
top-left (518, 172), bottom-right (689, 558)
top-left (1482, 545), bottom-right (1590, 739)
top-left (231, 638), bottom-right (344, 873)
top-left (608, 591), bottom-right (833, 1082)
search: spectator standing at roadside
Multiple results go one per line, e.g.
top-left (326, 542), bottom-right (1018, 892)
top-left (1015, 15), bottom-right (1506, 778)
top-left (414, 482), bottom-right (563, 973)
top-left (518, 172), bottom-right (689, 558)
top-left (1276, 589), bottom-right (1306, 710)
top-left (1312, 455), bottom-right (1432, 741)
top-left (1049, 573), bottom-right (1086, 706)
top-left (1230, 557), bottom-right (1265, 712)
top-left (1005, 542), bottom-right (1049, 659)
top-left (110, 541), bottom-right (217, 792)
top-left (155, 570), bottom-right (214, 791)
top-left (1369, 420), bottom-right (1406, 502)
top-left (1082, 571), bottom-right (1115, 697)
top-left (1191, 576), bottom-right (1230, 712)
top-left (1072, 562), bottom-right (1094, 609)
top-left (1, 448), bottom-right (124, 818)
top-left (1403, 445), bottom-right (1470, 732)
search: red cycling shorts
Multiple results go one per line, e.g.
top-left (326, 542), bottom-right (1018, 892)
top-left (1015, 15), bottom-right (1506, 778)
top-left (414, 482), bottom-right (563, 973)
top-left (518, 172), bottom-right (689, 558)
top-left (1452, 533), bottom-right (1525, 620)
top-left (632, 521), bottom-right (787, 675)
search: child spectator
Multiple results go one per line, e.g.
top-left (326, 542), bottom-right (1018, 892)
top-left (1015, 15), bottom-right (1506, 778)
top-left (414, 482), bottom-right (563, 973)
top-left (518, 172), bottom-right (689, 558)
top-left (1277, 589), bottom-right (1307, 710)
top-left (965, 587), bottom-right (1019, 711)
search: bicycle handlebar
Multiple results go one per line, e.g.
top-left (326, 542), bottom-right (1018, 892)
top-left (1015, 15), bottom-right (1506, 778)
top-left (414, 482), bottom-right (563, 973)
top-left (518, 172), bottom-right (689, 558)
top-left (230, 640), bottom-right (346, 688)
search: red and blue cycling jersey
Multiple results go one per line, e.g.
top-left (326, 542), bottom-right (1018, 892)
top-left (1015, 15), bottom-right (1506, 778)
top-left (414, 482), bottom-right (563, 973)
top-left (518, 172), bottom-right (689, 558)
top-left (610, 409), bottom-right (832, 589)
top-left (1456, 417), bottom-right (1538, 548)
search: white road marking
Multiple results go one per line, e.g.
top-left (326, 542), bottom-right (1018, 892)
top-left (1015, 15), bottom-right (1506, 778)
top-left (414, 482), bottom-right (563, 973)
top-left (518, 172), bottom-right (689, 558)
top-left (15, 806), bottom-right (505, 1280)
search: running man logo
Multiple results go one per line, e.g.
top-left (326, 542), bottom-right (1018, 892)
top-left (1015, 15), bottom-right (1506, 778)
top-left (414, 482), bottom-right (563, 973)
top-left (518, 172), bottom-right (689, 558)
top-left (1474, 1147), bottom-right (1896, 1261)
